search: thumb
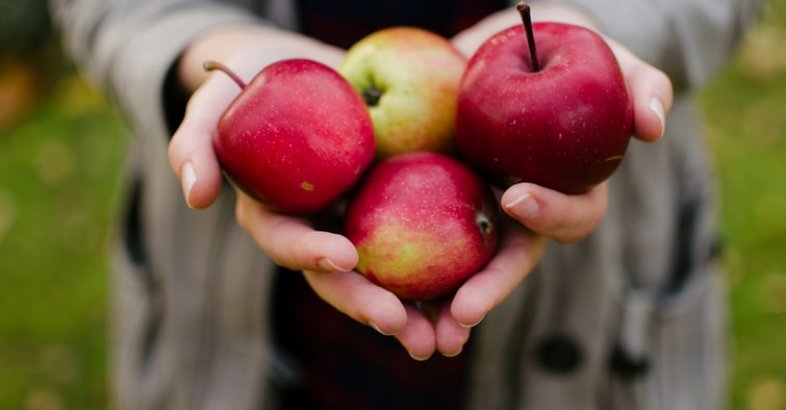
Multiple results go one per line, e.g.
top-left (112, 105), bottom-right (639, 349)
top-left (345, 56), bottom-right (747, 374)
top-left (168, 68), bottom-right (243, 209)
top-left (608, 40), bottom-right (674, 143)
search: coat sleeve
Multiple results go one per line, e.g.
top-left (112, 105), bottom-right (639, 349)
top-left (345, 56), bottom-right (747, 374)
top-left (533, 0), bottom-right (763, 90)
top-left (49, 0), bottom-right (265, 138)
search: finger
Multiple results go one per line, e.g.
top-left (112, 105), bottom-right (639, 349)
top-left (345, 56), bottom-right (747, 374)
top-left (610, 41), bottom-right (674, 143)
top-left (451, 224), bottom-right (546, 327)
top-left (435, 303), bottom-right (471, 357)
top-left (628, 61), bottom-right (673, 142)
top-left (500, 182), bottom-right (607, 243)
top-left (303, 269), bottom-right (408, 336)
top-left (394, 305), bottom-right (437, 361)
top-left (167, 70), bottom-right (243, 209)
top-left (235, 191), bottom-right (358, 272)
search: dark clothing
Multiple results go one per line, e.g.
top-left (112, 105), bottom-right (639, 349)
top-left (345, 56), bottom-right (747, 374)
top-left (297, 0), bottom-right (508, 48)
top-left (273, 269), bottom-right (470, 410)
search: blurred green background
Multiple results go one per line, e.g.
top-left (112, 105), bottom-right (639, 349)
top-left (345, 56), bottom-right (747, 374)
top-left (1, 1), bottom-right (785, 409)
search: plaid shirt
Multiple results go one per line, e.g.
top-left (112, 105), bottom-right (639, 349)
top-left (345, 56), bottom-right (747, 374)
top-left (297, 0), bottom-right (508, 49)
top-left (274, 270), bottom-right (471, 410)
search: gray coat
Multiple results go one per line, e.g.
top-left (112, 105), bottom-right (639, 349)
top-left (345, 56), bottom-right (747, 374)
top-left (50, 0), bottom-right (761, 409)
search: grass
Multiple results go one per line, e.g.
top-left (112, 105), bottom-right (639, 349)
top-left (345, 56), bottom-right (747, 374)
top-left (0, 75), bottom-right (127, 409)
top-left (700, 3), bottom-right (786, 405)
top-left (1, 2), bottom-right (786, 408)
top-left (698, 1), bottom-right (786, 408)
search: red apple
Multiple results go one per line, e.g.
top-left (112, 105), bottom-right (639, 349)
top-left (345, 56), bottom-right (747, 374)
top-left (455, 4), bottom-right (634, 194)
top-left (209, 59), bottom-right (375, 214)
top-left (339, 27), bottom-right (467, 158)
top-left (344, 152), bottom-right (498, 301)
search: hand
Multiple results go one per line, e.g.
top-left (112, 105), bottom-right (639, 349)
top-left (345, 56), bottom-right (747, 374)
top-left (300, 214), bottom-right (546, 360)
top-left (407, 2), bottom-right (675, 359)
top-left (446, 17), bottom-right (672, 356)
top-left (453, 3), bottom-right (673, 240)
top-left (166, 24), bottom-right (437, 358)
top-left (497, 26), bottom-right (672, 242)
top-left (168, 7), bottom-right (674, 361)
top-left (233, 183), bottom-right (546, 360)
top-left (168, 25), bottom-right (345, 210)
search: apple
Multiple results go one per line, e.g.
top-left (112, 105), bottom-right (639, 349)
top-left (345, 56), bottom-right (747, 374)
top-left (455, 3), bottom-right (634, 194)
top-left (207, 59), bottom-right (375, 214)
top-left (343, 152), bottom-right (498, 301)
top-left (339, 27), bottom-right (467, 158)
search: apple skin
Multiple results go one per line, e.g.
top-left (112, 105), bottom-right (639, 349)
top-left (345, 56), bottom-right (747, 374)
top-left (213, 59), bottom-right (375, 214)
top-left (343, 152), bottom-right (498, 301)
top-left (339, 27), bottom-right (467, 159)
top-left (455, 23), bottom-right (634, 194)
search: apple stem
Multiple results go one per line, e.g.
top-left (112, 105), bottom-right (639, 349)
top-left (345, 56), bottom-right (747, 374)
top-left (516, 2), bottom-right (540, 72)
top-left (203, 60), bottom-right (247, 89)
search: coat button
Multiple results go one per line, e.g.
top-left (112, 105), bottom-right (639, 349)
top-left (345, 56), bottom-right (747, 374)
top-left (610, 343), bottom-right (651, 381)
top-left (535, 333), bottom-right (583, 374)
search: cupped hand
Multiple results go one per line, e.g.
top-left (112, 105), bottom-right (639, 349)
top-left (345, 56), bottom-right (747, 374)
top-left (165, 25), bottom-right (421, 356)
top-left (453, 3), bottom-right (673, 240)
top-left (302, 215), bottom-right (545, 360)
top-left (497, 28), bottom-right (673, 242)
top-left (429, 2), bottom-right (676, 358)
top-left (168, 6), bottom-right (674, 361)
top-left (233, 182), bottom-right (546, 360)
top-left (168, 25), bottom-right (345, 210)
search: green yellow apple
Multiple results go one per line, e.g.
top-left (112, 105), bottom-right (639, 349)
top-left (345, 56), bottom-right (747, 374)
top-left (339, 27), bottom-right (467, 158)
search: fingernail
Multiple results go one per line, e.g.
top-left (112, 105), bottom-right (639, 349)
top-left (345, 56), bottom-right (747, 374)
top-left (409, 352), bottom-right (432, 362)
top-left (504, 192), bottom-right (539, 220)
top-left (459, 314), bottom-right (485, 329)
top-left (181, 162), bottom-right (197, 208)
top-left (442, 347), bottom-right (463, 358)
top-left (650, 97), bottom-right (665, 139)
top-left (317, 257), bottom-right (351, 273)
top-left (369, 320), bottom-right (396, 336)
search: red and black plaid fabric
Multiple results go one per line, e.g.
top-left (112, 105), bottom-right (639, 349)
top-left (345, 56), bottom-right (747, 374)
top-left (297, 0), bottom-right (509, 49)
top-left (272, 269), bottom-right (471, 410)
top-left (272, 2), bottom-right (508, 409)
